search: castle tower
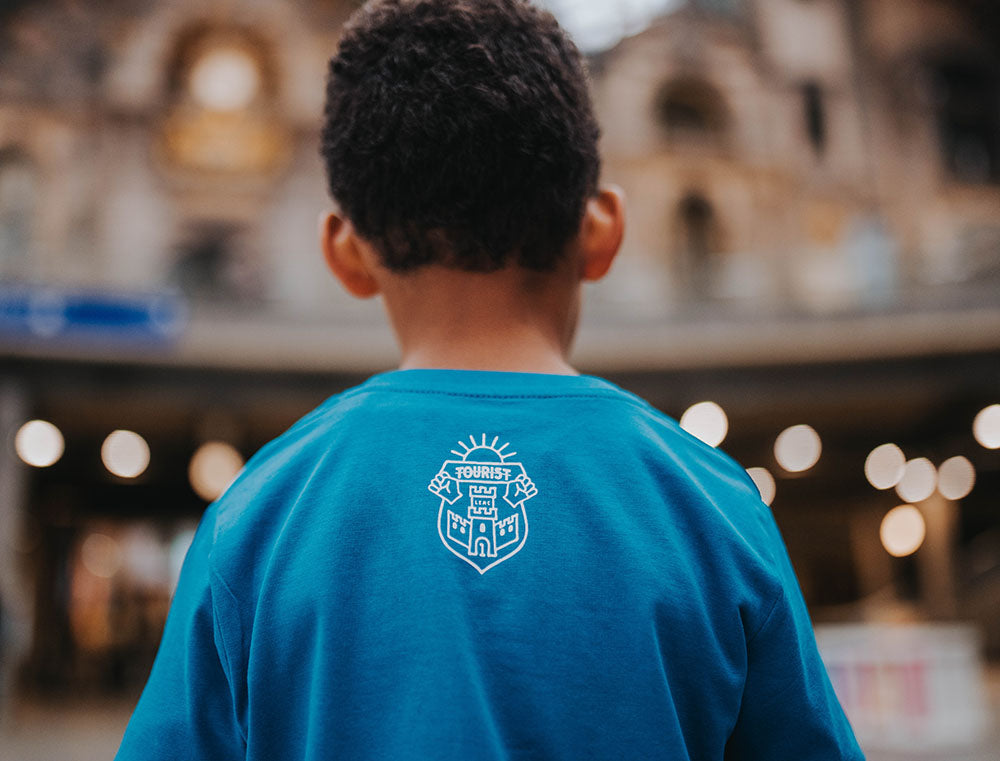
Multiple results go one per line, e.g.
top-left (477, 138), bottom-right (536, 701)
top-left (467, 484), bottom-right (498, 557)
top-left (468, 484), bottom-right (498, 519)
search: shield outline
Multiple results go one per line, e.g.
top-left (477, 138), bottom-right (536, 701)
top-left (433, 458), bottom-right (532, 574)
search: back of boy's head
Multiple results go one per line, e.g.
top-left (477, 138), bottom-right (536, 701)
top-left (320, 0), bottom-right (600, 273)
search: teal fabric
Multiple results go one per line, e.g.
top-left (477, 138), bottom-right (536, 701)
top-left (116, 369), bottom-right (864, 760)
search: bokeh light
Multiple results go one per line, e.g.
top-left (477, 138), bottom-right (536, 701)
top-left (746, 467), bottom-right (776, 506)
top-left (879, 505), bottom-right (926, 557)
top-left (937, 455), bottom-right (975, 501)
top-left (679, 401), bottom-right (728, 447)
top-left (774, 424), bottom-right (822, 473)
top-left (973, 404), bottom-right (1000, 449)
top-left (80, 533), bottom-right (123, 578)
top-left (189, 441), bottom-right (244, 501)
top-left (895, 457), bottom-right (937, 503)
top-left (120, 525), bottom-right (167, 588)
top-left (14, 419), bottom-right (64, 467)
top-left (864, 443), bottom-right (905, 490)
top-left (101, 430), bottom-right (150, 479)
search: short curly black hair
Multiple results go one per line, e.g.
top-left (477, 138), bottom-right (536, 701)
top-left (319, 0), bottom-right (601, 272)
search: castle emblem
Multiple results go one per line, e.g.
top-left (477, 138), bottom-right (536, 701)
top-left (428, 434), bottom-right (537, 574)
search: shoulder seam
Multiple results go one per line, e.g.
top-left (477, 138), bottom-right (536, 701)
top-left (746, 586), bottom-right (784, 648)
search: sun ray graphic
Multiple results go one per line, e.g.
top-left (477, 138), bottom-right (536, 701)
top-left (495, 442), bottom-right (515, 460)
top-left (452, 435), bottom-right (516, 462)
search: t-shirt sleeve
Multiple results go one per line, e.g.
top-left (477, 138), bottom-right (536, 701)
top-left (115, 504), bottom-right (246, 761)
top-left (725, 516), bottom-right (866, 761)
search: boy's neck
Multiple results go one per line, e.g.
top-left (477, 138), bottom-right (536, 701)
top-left (398, 326), bottom-right (578, 375)
top-left (378, 263), bottom-right (581, 376)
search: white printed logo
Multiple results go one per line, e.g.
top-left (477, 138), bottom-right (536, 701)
top-left (429, 434), bottom-right (537, 574)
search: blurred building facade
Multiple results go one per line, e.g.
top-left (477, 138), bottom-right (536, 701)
top-left (0, 0), bottom-right (998, 740)
top-left (593, 0), bottom-right (1000, 315)
top-left (0, 0), bottom-right (998, 343)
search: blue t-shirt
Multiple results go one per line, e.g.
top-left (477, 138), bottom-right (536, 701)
top-left (116, 369), bottom-right (864, 760)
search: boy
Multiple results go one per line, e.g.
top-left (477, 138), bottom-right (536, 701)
top-left (116, 1), bottom-right (864, 759)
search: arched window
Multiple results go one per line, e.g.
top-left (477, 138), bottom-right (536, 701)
top-left (169, 221), bottom-right (261, 303)
top-left (801, 81), bottom-right (827, 156)
top-left (676, 193), bottom-right (722, 299)
top-left (929, 58), bottom-right (1000, 184)
top-left (159, 23), bottom-right (287, 175)
top-left (654, 78), bottom-right (728, 148)
top-left (0, 148), bottom-right (37, 280)
top-left (166, 24), bottom-right (275, 113)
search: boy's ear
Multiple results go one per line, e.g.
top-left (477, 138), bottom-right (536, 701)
top-left (318, 210), bottom-right (381, 299)
top-left (579, 185), bottom-right (626, 283)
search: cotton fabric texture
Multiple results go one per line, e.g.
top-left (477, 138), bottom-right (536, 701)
top-left (116, 369), bottom-right (864, 760)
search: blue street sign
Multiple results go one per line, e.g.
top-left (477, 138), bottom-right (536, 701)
top-left (0, 284), bottom-right (187, 347)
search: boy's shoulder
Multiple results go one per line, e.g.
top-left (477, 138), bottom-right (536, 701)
top-left (206, 368), bottom-right (779, 612)
top-left (216, 369), bottom-right (764, 523)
